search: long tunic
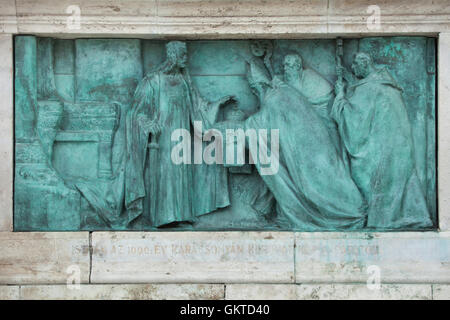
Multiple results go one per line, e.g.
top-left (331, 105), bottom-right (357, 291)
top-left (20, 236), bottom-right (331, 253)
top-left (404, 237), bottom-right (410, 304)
top-left (331, 68), bottom-right (432, 229)
top-left (245, 78), bottom-right (367, 231)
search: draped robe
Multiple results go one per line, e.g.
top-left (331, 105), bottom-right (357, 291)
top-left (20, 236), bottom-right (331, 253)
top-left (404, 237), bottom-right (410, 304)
top-left (331, 68), bottom-right (432, 229)
top-left (124, 69), bottom-right (230, 227)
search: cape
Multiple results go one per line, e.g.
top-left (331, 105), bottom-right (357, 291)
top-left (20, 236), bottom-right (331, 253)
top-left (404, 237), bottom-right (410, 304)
top-left (331, 68), bottom-right (432, 229)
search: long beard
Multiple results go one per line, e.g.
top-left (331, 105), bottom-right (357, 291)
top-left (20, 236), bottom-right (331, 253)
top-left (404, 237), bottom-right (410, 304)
top-left (285, 69), bottom-right (301, 84)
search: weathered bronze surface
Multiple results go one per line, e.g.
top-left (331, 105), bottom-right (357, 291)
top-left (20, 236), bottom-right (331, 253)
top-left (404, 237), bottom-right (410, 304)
top-left (14, 37), bottom-right (436, 231)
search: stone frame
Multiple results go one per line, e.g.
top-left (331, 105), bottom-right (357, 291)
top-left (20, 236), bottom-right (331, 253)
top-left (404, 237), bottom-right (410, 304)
top-left (0, 1), bottom-right (449, 298)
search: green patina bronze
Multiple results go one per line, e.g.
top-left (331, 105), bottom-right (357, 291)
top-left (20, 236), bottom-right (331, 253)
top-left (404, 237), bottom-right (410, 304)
top-left (14, 36), bottom-right (437, 231)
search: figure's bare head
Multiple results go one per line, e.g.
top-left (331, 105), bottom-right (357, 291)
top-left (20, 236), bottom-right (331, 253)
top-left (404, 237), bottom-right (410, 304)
top-left (166, 41), bottom-right (188, 69)
top-left (351, 52), bottom-right (374, 79)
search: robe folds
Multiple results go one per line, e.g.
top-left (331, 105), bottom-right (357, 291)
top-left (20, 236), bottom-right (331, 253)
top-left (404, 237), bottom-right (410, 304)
top-left (124, 69), bottom-right (230, 227)
top-left (245, 78), bottom-right (367, 231)
top-left (331, 68), bottom-right (432, 229)
top-left (287, 68), bottom-right (340, 152)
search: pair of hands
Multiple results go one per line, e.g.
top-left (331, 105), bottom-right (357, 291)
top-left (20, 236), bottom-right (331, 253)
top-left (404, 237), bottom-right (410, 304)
top-left (138, 96), bottom-right (237, 135)
top-left (219, 95), bottom-right (238, 106)
top-left (335, 80), bottom-right (345, 100)
top-left (335, 65), bottom-right (350, 100)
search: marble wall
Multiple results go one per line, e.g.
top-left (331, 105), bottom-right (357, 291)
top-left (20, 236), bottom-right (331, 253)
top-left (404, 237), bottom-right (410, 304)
top-left (0, 0), bottom-right (450, 300)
